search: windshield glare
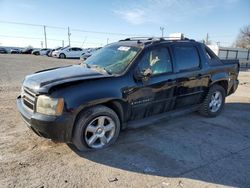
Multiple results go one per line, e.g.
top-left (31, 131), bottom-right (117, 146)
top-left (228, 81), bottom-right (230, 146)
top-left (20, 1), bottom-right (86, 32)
top-left (84, 44), bottom-right (140, 74)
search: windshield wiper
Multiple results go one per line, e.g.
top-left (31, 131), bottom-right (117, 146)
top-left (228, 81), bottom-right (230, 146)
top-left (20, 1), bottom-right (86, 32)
top-left (83, 63), bottom-right (91, 68)
top-left (89, 64), bottom-right (112, 75)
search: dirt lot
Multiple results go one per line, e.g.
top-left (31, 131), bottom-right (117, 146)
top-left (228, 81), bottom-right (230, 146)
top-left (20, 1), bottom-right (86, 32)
top-left (0, 54), bottom-right (250, 188)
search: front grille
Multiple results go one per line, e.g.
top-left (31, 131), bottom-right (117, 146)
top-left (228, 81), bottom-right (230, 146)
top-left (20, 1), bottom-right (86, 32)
top-left (21, 87), bottom-right (36, 111)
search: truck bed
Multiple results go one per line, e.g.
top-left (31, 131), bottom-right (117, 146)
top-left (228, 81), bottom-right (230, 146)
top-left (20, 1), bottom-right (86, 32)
top-left (221, 59), bottom-right (239, 65)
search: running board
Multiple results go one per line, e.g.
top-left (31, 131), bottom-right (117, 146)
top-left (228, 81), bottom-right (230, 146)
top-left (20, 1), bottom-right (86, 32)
top-left (125, 105), bottom-right (200, 129)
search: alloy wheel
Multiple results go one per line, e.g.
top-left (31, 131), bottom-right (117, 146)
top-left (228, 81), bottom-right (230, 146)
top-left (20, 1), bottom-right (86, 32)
top-left (84, 116), bottom-right (116, 149)
top-left (209, 91), bottom-right (222, 112)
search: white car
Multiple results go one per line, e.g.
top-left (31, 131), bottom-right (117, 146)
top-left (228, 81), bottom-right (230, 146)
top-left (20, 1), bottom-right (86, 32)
top-left (10, 48), bottom-right (21, 54)
top-left (80, 47), bottom-right (101, 61)
top-left (32, 48), bottom-right (51, 56)
top-left (53, 47), bottom-right (86, 59)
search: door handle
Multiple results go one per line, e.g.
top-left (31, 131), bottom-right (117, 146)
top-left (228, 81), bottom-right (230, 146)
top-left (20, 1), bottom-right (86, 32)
top-left (123, 87), bottom-right (135, 94)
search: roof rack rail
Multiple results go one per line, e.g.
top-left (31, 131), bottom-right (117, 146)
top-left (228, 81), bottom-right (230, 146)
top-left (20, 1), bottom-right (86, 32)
top-left (160, 37), bottom-right (195, 41)
top-left (119, 37), bottom-right (154, 41)
top-left (119, 35), bottom-right (196, 43)
top-left (120, 37), bottom-right (191, 41)
top-left (159, 37), bottom-right (185, 40)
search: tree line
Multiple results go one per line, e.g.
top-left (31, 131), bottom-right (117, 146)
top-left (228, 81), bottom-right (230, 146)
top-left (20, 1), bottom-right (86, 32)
top-left (235, 25), bottom-right (250, 49)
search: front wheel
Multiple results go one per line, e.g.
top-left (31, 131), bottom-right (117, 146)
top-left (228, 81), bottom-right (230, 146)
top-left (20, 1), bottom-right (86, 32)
top-left (72, 105), bottom-right (120, 151)
top-left (59, 53), bottom-right (66, 59)
top-left (199, 85), bottom-right (226, 117)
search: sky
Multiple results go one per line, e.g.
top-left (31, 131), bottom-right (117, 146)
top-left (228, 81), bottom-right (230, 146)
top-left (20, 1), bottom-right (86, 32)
top-left (0, 0), bottom-right (249, 48)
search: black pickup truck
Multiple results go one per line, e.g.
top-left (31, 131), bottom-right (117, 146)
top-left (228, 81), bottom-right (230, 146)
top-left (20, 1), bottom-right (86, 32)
top-left (17, 37), bottom-right (239, 151)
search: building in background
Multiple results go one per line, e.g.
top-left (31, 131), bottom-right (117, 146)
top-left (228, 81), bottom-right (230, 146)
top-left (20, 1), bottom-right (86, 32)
top-left (208, 44), bottom-right (250, 61)
top-left (208, 44), bottom-right (250, 69)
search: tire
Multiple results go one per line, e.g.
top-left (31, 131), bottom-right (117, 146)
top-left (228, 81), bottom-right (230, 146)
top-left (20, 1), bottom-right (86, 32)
top-left (72, 105), bottom-right (121, 151)
top-left (199, 84), bottom-right (226, 117)
top-left (59, 53), bottom-right (66, 59)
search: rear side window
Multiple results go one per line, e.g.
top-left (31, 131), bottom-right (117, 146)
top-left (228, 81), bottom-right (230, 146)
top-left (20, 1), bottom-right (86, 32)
top-left (173, 46), bottom-right (200, 71)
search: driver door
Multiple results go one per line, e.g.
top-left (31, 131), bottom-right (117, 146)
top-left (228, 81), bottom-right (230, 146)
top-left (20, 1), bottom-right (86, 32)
top-left (70, 48), bottom-right (78, 58)
top-left (76, 48), bottom-right (83, 58)
top-left (125, 46), bottom-right (177, 121)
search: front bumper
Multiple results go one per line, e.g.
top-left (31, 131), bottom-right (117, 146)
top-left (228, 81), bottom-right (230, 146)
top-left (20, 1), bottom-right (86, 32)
top-left (52, 52), bottom-right (59, 57)
top-left (16, 95), bottom-right (74, 142)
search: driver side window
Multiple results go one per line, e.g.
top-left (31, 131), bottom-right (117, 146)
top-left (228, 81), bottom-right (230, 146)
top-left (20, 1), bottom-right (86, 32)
top-left (138, 47), bottom-right (172, 75)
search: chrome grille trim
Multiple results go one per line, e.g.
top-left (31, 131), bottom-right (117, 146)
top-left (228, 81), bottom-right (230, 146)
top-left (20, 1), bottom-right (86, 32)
top-left (21, 87), bottom-right (36, 111)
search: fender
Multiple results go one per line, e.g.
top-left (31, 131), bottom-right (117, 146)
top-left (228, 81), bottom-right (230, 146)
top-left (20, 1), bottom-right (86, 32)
top-left (70, 97), bottom-right (128, 140)
top-left (74, 98), bottom-right (127, 122)
top-left (209, 72), bottom-right (229, 86)
top-left (59, 82), bottom-right (128, 141)
top-left (74, 97), bottom-right (127, 115)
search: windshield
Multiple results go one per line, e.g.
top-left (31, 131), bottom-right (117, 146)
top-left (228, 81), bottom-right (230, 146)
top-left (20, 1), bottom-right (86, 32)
top-left (84, 44), bottom-right (140, 74)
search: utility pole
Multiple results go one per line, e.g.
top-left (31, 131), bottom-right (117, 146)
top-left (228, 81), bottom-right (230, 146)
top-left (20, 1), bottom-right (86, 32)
top-left (41, 41), bottom-right (43, 48)
top-left (206, 33), bottom-right (209, 45)
top-left (43, 25), bottom-right (47, 48)
top-left (68, 27), bottom-right (71, 47)
top-left (62, 40), bottom-right (64, 47)
top-left (160, 27), bottom-right (165, 37)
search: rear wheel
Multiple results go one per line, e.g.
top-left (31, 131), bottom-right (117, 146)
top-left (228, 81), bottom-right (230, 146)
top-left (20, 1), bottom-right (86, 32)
top-left (199, 85), bottom-right (226, 117)
top-left (72, 105), bottom-right (120, 151)
top-left (59, 53), bottom-right (66, 59)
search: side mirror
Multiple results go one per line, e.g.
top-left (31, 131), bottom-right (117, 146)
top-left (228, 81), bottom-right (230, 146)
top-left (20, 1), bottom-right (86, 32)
top-left (134, 68), bottom-right (152, 81)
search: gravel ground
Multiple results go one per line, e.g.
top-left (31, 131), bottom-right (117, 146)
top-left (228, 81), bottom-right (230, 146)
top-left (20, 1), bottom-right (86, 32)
top-left (0, 54), bottom-right (250, 188)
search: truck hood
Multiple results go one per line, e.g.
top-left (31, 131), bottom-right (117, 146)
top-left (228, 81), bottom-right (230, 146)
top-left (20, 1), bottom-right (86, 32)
top-left (23, 64), bottom-right (111, 93)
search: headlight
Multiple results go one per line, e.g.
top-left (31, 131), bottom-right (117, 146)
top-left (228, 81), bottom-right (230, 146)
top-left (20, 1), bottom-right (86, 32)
top-left (20, 86), bottom-right (24, 97)
top-left (36, 95), bottom-right (64, 116)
